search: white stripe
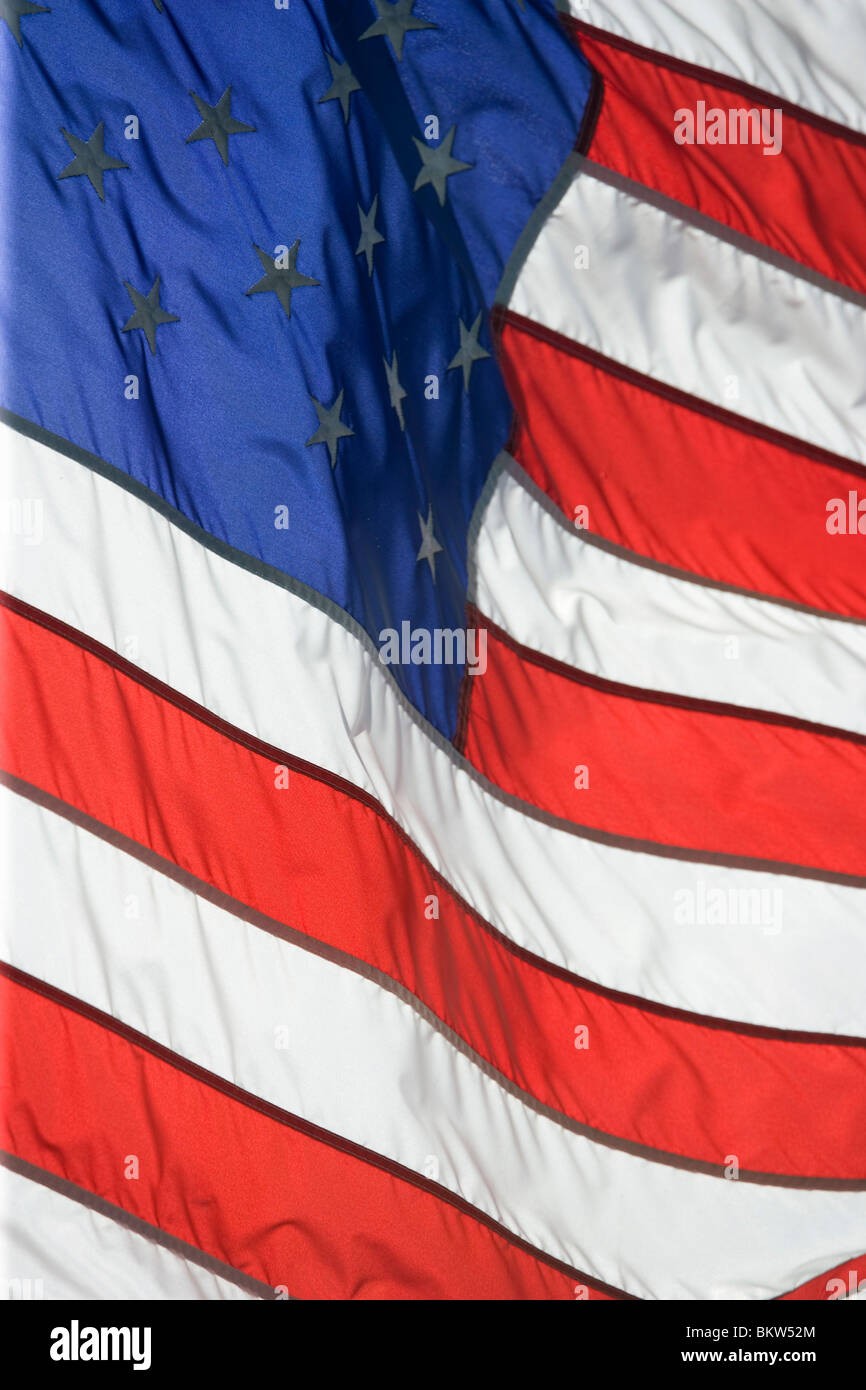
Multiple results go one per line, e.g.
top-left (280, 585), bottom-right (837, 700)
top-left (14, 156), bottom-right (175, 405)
top-left (3, 420), bottom-right (865, 1038)
top-left (0, 1165), bottom-right (256, 1301)
top-left (560, 0), bottom-right (866, 135)
top-left (4, 787), bottom-right (865, 1302)
top-left (507, 161), bottom-right (866, 464)
top-left (476, 462), bottom-right (866, 735)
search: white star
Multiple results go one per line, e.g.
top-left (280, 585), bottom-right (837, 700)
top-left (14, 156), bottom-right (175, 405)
top-left (384, 351), bottom-right (407, 430)
top-left (447, 312), bottom-right (490, 392)
top-left (416, 506), bottom-right (443, 580)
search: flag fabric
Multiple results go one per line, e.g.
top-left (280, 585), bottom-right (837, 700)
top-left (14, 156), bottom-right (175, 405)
top-left (1, 0), bottom-right (865, 1302)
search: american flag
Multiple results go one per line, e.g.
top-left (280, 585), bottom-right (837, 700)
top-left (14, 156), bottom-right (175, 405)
top-left (1, 0), bottom-right (865, 1302)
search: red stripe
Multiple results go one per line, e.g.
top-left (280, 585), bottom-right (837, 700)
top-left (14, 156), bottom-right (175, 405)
top-left (571, 23), bottom-right (866, 295)
top-left (464, 613), bottom-right (866, 879)
top-left (562, 17), bottom-right (866, 150)
top-left (0, 969), bottom-right (600, 1300)
top-left (4, 598), bottom-right (866, 1182)
top-left (779, 1256), bottom-right (866, 1302)
top-left (500, 315), bottom-right (866, 620)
